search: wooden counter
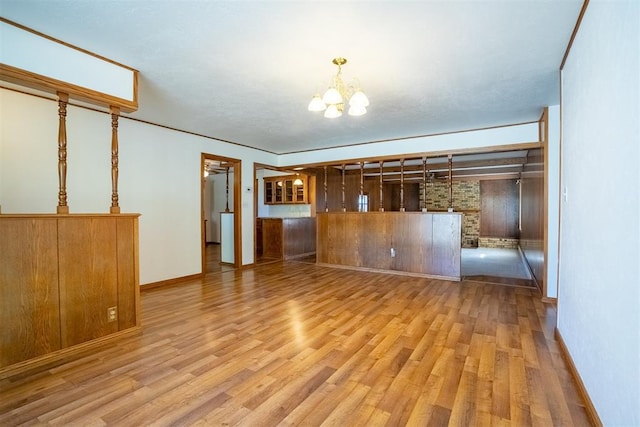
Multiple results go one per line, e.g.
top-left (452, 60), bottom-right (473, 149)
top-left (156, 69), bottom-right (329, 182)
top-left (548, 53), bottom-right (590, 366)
top-left (316, 212), bottom-right (461, 280)
top-left (260, 217), bottom-right (316, 260)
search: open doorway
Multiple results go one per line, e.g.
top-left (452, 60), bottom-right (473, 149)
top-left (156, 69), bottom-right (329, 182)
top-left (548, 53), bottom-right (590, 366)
top-left (201, 153), bottom-right (242, 273)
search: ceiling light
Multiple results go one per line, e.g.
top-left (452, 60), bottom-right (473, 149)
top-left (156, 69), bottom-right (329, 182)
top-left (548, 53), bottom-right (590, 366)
top-left (308, 57), bottom-right (369, 119)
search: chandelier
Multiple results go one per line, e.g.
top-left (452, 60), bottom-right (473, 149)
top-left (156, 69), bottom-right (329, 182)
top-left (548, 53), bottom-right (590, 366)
top-left (308, 57), bottom-right (370, 118)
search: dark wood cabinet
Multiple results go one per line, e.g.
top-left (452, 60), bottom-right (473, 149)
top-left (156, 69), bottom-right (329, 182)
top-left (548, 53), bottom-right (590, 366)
top-left (260, 217), bottom-right (316, 260)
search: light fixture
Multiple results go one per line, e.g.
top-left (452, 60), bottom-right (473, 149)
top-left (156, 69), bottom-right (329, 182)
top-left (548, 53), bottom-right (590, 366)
top-left (293, 174), bottom-right (303, 186)
top-left (308, 57), bottom-right (369, 118)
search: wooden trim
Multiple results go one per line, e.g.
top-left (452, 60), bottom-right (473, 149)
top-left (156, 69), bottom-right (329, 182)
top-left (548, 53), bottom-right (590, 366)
top-left (315, 262), bottom-right (461, 282)
top-left (0, 64), bottom-right (138, 113)
top-left (0, 326), bottom-right (141, 380)
top-left (555, 328), bottom-right (603, 427)
top-left (560, 0), bottom-right (590, 71)
top-left (0, 213), bottom-right (140, 218)
top-left (0, 18), bottom-right (138, 111)
top-left (201, 153), bottom-right (242, 270)
top-left (540, 107), bottom-right (550, 298)
top-left (518, 245), bottom-right (542, 294)
top-left (0, 18), bottom-right (137, 72)
top-left (541, 296), bottom-right (557, 304)
top-left (141, 273), bottom-right (203, 291)
top-left (284, 251), bottom-right (316, 260)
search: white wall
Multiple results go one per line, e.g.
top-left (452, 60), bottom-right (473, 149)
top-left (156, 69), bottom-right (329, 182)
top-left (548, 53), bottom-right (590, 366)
top-left (0, 88), bottom-right (277, 284)
top-left (277, 122), bottom-right (539, 166)
top-left (558, 1), bottom-right (639, 425)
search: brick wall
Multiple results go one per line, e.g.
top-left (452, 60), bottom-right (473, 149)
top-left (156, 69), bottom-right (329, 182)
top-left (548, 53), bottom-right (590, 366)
top-left (478, 237), bottom-right (519, 249)
top-left (419, 180), bottom-right (521, 249)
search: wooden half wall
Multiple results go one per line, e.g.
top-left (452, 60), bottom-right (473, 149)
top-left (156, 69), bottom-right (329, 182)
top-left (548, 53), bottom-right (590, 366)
top-left (0, 214), bottom-right (140, 372)
top-left (316, 212), bottom-right (462, 280)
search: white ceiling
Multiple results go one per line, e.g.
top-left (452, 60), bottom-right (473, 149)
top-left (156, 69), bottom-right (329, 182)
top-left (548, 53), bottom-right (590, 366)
top-left (1, 1), bottom-right (583, 155)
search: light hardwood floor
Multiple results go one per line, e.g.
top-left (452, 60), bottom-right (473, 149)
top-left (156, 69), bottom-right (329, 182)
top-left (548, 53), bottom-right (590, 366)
top-left (0, 262), bottom-right (591, 426)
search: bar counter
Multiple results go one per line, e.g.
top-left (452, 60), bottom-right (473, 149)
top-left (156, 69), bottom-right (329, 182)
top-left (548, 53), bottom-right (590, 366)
top-left (316, 211), bottom-right (462, 280)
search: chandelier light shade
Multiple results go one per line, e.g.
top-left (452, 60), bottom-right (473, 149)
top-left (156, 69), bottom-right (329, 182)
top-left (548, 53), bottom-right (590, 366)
top-left (308, 57), bottom-right (369, 118)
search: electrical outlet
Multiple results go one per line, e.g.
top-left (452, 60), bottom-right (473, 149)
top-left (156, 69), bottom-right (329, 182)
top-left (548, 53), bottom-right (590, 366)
top-left (107, 306), bottom-right (117, 322)
top-left (390, 247), bottom-right (396, 257)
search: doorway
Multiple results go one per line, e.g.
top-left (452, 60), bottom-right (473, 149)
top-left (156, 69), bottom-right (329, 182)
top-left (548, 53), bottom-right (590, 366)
top-left (201, 153), bottom-right (242, 273)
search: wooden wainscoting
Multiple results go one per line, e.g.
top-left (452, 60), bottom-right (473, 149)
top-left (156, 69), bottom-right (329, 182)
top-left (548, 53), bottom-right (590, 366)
top-left (0, 214), bottom-right (140, 373)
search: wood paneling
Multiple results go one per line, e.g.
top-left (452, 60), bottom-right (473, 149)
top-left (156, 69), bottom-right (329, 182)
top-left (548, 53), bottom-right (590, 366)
top-left (432, 213), bottom-right (462, 276)
top-left (480, 179), bottom-right (519, 238)
top-left (0, 214), bottom-right (140, 371)
top-left (0, 218), bottom-right (60, 367)
top-left (283, 218), bottom-right (316, 259)
top-left (317, 212), bottom-right (461, 279)
top-left (58, 217), bottom-right (119, 347)
top-left (261, 218), bottom-right (283, 259)
top-left (520, 148), bottom-right (545, 287)
top-left (387, 182), bottom-right (421, 211)
top-left (261, 217), bottom-right (316, 260)
top-left (116, 217), bottom-right (139, 330)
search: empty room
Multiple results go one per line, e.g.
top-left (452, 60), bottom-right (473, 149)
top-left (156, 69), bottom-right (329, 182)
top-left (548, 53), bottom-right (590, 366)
top-left (1, 1), bottom-right (638, 425)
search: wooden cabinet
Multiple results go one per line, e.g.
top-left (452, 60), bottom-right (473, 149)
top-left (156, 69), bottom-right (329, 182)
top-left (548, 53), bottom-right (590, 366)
top-left (0, 214), bottom-right (140, 371)
top-left (260, 217), bottom-right (316, 260)
top-left (264, 175), bottom-right (307, 204)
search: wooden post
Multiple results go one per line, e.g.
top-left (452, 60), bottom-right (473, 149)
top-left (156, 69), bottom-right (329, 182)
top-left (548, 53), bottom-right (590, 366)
top-left (359, 162), bottom-right (364, 212)
top-left (57, 92), bottom-right (69, 214)
top-left (341, 164), bottom-right (346, 212)
top-left (110, 106), bottom-right (120, 214)
top-left (225, 166), bottom-right (230, 212)
top-left (359, 162), bottom-right (364, 197)
top-left (422, 156), bottom-right (428, 212)
top-left (448, 154), bottom-right (453, 212)
top-left (379, 161), bottom-right (384, 212)
top-left (324, 165), bottom-right (328, 212)
top-left (400, 158), bottom-right (405, 212)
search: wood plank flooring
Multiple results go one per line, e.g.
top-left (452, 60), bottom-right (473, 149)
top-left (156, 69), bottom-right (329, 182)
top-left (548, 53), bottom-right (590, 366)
top-left (0, 262), bottom-right (591, 426)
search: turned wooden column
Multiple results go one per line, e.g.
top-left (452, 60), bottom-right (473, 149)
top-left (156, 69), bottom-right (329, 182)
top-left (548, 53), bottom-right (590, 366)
top-left (448, 154), bottom-right (453, 211)
top-left (400, 158), bottom-right (405, 212)
top-left (379, 161), bottom-right (384, 212)
top-left (341, 164), bottom-right (346, 212)
top-left (110, 106), bottom-right (120, 214)
top-left (359, 162), bottom-right (364, 212)
top-left (422, 156), bottom-right (428, 212)
top-left (225, 166), bottom-right (230, 212)
top-left (324, 165), bottom-right (328, 212)
top-left (57, 92), bottom-right (69, 214)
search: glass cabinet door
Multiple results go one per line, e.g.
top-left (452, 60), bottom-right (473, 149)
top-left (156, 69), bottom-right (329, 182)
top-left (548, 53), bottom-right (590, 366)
top-left (295, 183), bottom-right (305, 202)
top-left (265, 181), bottom-right (274, 203)
top-left (285, 180), bottom-right (294, 203)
